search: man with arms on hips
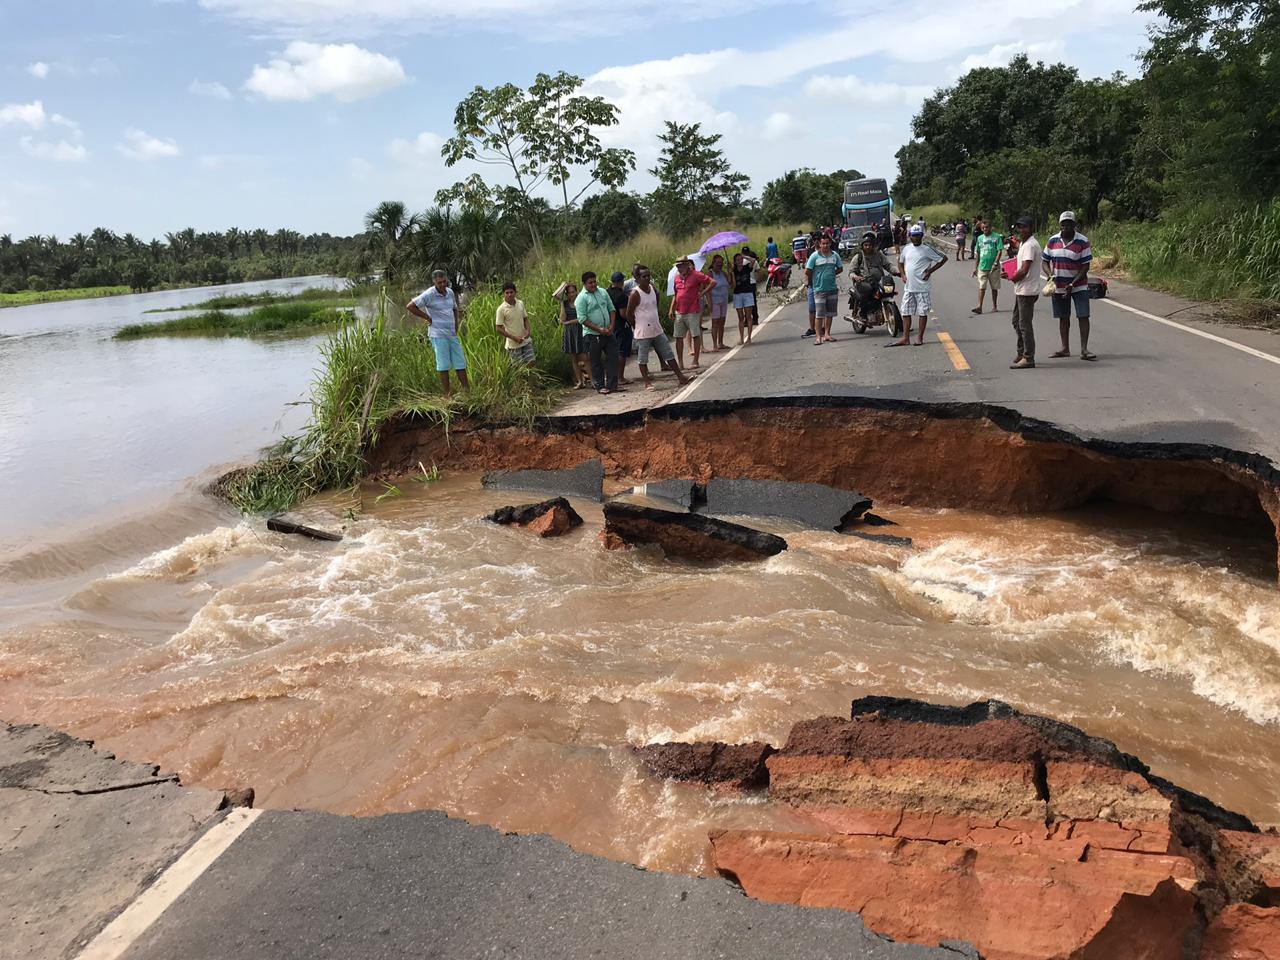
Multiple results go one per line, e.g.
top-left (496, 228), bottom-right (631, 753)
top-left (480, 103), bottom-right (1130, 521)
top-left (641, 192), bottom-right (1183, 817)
top-left (628, 265), bottom-right (694, 391)
top-left (669, 257), bottom-right (715, 369)
top-left (970, 218), bottom-right (1004, 315)
top-left (406, 269), bottom-right (469, 398)
top-left (495, 281), bottom-right (534, 366)
top-left (805, 234), bottom-right (844, 344)
top-left (892, 225), bottom-right (947, 347)
top-left (1044, 210), bottom-right (1097, 361)
top-left (1008, 216), bottom-right (1043, 369)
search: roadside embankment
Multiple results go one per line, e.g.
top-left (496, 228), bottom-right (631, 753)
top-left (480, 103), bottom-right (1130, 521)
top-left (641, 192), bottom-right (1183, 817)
top-left (366, 396), bottom-right (1280, 577)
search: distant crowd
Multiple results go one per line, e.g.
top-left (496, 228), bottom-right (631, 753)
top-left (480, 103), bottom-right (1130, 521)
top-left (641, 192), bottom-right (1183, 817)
top-left (403, 211), bottom-right (1096, 397)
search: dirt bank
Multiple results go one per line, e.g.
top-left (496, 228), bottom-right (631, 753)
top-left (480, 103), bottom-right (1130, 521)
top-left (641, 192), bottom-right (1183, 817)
top-left (369, 396), bottom-right (1280, 575)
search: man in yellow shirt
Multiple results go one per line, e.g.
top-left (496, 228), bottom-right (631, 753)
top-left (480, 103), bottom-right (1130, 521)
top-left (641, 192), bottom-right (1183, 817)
top-left (495, 281), bottom-right (534, 366)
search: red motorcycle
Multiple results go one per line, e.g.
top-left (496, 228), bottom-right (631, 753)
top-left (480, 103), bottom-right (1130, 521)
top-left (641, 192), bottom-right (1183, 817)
top-left (765, 257), bottom-right (792, 291)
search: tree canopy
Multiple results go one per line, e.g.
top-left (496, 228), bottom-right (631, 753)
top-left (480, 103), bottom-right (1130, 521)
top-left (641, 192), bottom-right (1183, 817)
top-left (761, 168), bottom-right (864, 226)
top-left (647, 122), bottom-right (750, 238)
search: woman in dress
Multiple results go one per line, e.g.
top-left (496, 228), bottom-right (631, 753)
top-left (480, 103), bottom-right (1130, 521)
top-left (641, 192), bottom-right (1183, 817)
top-left (557, 282), bottom-right (590, 388)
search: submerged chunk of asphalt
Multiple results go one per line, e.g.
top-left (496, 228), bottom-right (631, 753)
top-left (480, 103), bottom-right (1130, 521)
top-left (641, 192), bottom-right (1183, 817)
top-left (266, 517), bottom-right (343, 542)
top-left (848, 531), bottom-right (913, 548)
top-left (487, 496), bottom-right (583, 527)
top-left (482, 458), bottom-right (605, 502)
top-left (627, 479), bottom-right (700, 509)
top-left (861, 512), bottom-right (897, 527)
top-left (703, 478), bottom-right (872, 531)
top-left (603, 502), bottom-right (786, 561)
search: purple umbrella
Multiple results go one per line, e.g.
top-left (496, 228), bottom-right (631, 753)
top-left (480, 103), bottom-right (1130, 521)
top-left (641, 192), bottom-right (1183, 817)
top-left (698, 230), bottom-right (750, 254)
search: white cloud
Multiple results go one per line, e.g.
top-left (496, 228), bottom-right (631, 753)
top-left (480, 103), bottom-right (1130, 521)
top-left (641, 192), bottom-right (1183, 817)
top-left (762, 112), bottom-right (797, 141)
top-left (189, 79), bottom-right (233, 100)
top-left (957, 40), bottom-right (1066, 74)
top-left (244, 42), bottom-right (407, 102)
top-left (805, 74), bottom-right (934, 106)
top-left (28, 62), bottom-right (50, 80)
top-left (388, 130), bottom-right (443, 166)
top-left (117, 128), bottom-right (181, 160)
top-left (0, 101), bottom-right (48, 129)
top-left (20, 137), bottom-right (87, 162)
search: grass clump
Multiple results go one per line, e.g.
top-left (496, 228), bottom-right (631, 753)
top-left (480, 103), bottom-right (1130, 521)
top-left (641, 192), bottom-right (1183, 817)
top-left (115, 301), bottom-right (356, 339)
top-left (0, 285), bottom-right (131, 308)
top-left (145, 286), bottom-right (360, 313)
top-left (897, 202), bottom-right (963, 224)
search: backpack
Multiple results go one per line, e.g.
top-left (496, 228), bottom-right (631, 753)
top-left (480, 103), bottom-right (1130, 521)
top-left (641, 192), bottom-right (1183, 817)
top-left (1087, 277), bottom-right (1108, 299)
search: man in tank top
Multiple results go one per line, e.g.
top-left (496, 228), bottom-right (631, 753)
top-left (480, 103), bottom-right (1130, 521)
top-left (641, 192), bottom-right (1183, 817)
top-left (626, 265), bottom-right (695, 392)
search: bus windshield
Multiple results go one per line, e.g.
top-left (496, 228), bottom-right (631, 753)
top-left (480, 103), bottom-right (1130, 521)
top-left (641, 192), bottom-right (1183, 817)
top-left (842, 178), bottom-right (892, 230)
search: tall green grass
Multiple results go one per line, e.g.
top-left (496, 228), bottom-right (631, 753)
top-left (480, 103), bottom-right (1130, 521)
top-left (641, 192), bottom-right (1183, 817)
top-left (0, 285), bottom-right (131, 307)
top-left (1089, 201), bottom-right (1280, 324)
top-left (145, 286), bottom-right (361, 313)
top-left (223, 223), bottom-right (806, 513)
top-left (115, 301), bottom-right (357, 339)
top-left (894, 202), bottom-right (963, 224)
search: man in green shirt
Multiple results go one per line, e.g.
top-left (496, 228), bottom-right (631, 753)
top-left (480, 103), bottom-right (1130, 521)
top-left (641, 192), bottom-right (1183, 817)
top-left (573, 271), bottom-right (620, 394)
top-left (971, 218), bottom-right (1004, 314)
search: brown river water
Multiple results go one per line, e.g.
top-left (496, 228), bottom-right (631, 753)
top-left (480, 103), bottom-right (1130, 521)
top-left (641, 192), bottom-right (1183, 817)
top-left (3, 471), bottom-right (1279, 875)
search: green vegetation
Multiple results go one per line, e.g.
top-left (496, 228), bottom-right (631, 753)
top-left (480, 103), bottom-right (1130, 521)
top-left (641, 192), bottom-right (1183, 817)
top-left (647, 122), bottom-right (751, 237)
top-left (761, 169), bottom-right (865, 226)
top-left (0, 285), bottom-right (130, 307)
top-left (897, 202), bottom-right (962, 225)
top-left (145, 286), bottom-right (358, 313)
top-left (115, 301), bottom-right (357, 340)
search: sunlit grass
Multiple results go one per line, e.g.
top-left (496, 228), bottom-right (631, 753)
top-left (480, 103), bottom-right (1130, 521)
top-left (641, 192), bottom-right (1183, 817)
top-left (144, 285), bottom-right (362, 313)
top-left (115, 301), bottom-right (357, 339)
top-left (0, 285), bottom-right (131, 307)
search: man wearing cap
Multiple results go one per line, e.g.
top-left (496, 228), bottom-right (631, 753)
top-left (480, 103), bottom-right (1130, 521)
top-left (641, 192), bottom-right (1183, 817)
top-left (1008, 216), bottom-right (1043, 369)
top-left (1044, 211), bottom-right (1096, 361)
top-left (892, 224), bottom-right (947, 347)
top-left (669, 257), bottom-right (715, 369)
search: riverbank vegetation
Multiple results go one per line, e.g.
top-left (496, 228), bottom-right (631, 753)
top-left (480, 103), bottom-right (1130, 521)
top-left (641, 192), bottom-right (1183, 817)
top-left (115, 300), bottom-right (359, 340)
top-left (0, 285), bottom-right (131, 307)
top-left (889, 0), bottom-right (1279, 318)
top-left (144, 286), bottom-right (360, 313)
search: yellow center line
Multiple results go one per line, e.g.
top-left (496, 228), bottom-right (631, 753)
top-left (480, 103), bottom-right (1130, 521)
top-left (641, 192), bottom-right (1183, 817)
top-left (936, 331), bottom-right (970, 371)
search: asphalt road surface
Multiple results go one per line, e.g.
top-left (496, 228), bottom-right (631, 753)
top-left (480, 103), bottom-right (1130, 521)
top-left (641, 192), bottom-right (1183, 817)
top-left (560, 248), bottom-right (1280, 464)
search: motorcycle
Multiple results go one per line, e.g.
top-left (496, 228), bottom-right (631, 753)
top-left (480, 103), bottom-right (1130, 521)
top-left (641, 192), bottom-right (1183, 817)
top-left (846, 270), bottom-right (903, 338)
top-left (765, 257), bottom-right (792, 291)
top-left (930, 222), bottom-right (956, 238)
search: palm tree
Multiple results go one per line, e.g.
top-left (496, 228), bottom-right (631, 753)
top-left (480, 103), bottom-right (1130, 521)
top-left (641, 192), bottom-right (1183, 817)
top-left (225, 227), bottom-right (243, 258)
top-left (363, 200), bottom-right (422, 283)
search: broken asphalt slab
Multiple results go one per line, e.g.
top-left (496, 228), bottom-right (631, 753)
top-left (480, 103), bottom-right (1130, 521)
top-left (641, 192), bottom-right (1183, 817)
top-left (117, 807), bottom-right (981, 960)
top-left (628, 478), bottom-right (699, 509)
top-left (1, 722), bottom-right (227, 960)
top-left (703, 477), bottom-right (872, 531)
top-left (603, 501), bottom-right (787, 561)
top-left (482, 458), bottom-right (605, 502)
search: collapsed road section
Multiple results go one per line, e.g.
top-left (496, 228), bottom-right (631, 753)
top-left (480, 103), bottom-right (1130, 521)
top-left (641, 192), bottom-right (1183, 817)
top-left (368, 396), bottom-right (1280, 577)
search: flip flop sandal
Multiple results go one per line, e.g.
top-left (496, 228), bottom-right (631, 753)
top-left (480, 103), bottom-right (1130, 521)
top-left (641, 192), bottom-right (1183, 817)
top-left (970, 307), bottom-right (982, 314)
top-left (1049, 350), bottom-right (1071, 359)
top-left (884, 341), bottom-right (908, 348)
top-left (1081, 351), bottom-right (1098, 361)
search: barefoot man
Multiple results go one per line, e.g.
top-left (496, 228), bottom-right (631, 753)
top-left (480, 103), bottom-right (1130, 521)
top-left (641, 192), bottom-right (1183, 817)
top-left (628, 265), bottom-right (694, 392)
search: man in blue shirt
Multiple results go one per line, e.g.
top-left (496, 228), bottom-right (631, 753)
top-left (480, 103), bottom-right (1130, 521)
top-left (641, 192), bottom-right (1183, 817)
top-left (765, 236), bottom-right (780, 261)
top-left (805, 235), bottom-right (844, 344)
top-left (406, 269), bottom-right (469, 398)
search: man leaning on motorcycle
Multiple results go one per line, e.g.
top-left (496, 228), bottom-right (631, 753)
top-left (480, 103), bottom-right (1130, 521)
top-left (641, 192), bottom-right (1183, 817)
top-left (850, 232), bottom-right (898, 318)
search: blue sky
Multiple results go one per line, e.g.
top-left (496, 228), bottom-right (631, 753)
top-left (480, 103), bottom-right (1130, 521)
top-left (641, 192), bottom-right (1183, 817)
top-left (0, 0), bottom-right (1158, 240)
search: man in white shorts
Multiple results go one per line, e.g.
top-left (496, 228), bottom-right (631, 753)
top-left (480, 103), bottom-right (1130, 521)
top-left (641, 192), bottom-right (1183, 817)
top-left (892, 224), bottom-right (947, 347)
top-left (627, 265), bottom-right (694, 391)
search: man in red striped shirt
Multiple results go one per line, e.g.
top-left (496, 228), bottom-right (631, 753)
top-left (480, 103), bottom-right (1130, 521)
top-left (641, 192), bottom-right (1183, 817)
top-left (1043, 211), bottom-right (1097, 361)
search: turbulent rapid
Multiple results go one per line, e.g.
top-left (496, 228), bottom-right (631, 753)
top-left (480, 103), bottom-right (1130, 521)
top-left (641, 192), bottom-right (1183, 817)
top-left (2, 473), bottom-right (1278, 874)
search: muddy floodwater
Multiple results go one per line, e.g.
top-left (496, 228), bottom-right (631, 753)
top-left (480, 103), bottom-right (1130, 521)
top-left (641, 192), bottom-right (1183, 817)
top-left (3, 467), bottom-right (1279, 874)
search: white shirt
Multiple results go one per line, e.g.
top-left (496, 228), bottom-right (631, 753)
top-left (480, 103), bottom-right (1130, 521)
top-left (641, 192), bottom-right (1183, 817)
top-left (900, 242), bottom-right (945, 294)
top-left (1014, 236), bottom-right (1044, 297)
top-left (630, 285), bottom-right (663, 339)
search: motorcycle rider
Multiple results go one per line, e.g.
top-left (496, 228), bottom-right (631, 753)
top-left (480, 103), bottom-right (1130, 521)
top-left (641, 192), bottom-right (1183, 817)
top-left (849, 232), bottom-right (898, 320)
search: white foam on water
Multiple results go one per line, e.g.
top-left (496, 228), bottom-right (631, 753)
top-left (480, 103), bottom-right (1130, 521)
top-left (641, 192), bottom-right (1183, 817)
top-left (106, 522), bottom-right (264, 581)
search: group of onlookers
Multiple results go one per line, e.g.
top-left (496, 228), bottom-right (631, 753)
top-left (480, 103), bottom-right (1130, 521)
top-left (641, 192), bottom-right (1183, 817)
top-left (405, 211), bottom-right (1097, 398)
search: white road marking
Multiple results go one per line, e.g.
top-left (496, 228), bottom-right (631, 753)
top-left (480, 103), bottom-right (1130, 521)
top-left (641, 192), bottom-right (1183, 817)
top-left (77, 808), bottom-right (262, 960)
top-left (1102, 298), bottom-right (1280, 367)
top-left (663, 288), bottom-right (804, 406)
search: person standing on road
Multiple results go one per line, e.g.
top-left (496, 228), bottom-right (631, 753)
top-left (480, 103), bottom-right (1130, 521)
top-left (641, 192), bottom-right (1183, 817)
top-left (495, 281), bottom-right (534, 366)
top-left (670, 257), bottom-right (714, 369)
top-left (406, 269), bottom-right (469, 398)
top-left (892, 225), bottom-right (947, 347)
top-left (1044, 211), bottom-right (1097, 361)
top-left (628, 265), bottom-right (694, 392)
top-left (954, 218), bottom-right (968, 261)
top-left (706, 254), bottom-right (732, 352)
top-left (731, 251), bottom-right (759, 346)
top-left (971, 219), bottom-right (1004, 315)
top-left (556, 281), bottom-right (590, 389)
top-left (1008, 216), bottom-right (1043, 369)
top-left (574, 271), bottom-right (620, 395)
top-left (607, 271), bottom-right (633, 385)
top-left (805, 234), bottom-right (844, 344)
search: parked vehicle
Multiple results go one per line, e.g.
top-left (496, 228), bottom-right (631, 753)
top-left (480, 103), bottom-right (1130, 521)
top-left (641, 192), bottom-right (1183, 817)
top-left (765, 257), bottom-right (792, 291)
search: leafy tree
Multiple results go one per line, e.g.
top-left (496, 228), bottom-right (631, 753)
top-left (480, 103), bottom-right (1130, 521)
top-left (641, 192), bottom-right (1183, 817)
top-left (578, 191), bottom-right (644, 247)
top-left (959, 147), bottom-right (1092, 228)
top-left (647, 122), bottom-right (750, 238)
top-left (438, 71), bottom-right (636, 253)
top-left (363, 200), bottom-right (422, 284)
top-left (761, 168), bottom-right (863, 226)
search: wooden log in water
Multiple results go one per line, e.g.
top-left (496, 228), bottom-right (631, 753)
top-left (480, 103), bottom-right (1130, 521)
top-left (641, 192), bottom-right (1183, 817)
top-left (266, 517), bottom-right (343, 542)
